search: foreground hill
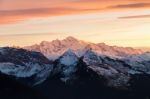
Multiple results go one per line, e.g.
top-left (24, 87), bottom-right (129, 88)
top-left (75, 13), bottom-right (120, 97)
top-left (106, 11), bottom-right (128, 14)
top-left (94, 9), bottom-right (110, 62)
top-left (0, 72), bottom-right (46, 99)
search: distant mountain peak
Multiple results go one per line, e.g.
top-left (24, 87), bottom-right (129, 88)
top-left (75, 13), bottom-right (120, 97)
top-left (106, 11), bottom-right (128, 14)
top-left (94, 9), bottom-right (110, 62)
top-left (62, 36), bottom-right (79, 43)
top-left (24, 36), bottom-right (143, 60)
top-left (65, 36), bottom-right (78, 42)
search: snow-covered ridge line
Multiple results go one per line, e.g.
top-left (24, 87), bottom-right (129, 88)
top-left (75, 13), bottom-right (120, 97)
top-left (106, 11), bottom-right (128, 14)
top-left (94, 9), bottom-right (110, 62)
top-left (24, 36), bottom-right (143, 60)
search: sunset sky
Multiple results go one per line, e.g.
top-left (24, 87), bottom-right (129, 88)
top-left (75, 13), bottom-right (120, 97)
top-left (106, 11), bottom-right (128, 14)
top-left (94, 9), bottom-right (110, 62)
top-left (0, 0), bottom-right (150, 47)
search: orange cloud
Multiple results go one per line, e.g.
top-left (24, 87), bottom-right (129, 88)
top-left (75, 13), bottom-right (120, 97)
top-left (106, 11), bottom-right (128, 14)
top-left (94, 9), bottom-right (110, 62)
top-left (108, 3), bottom-right (150, 9)
top-left (0, 7), bottom-right (101, 24)
top-left (0, 0), bottom-right (150, 24)
top-left (119, 14), bottom-right (150, 19)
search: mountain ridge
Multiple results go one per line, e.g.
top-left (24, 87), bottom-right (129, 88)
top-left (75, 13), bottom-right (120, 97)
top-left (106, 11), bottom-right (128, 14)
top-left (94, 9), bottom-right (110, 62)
top-left (0, 46), bottom-right (150, 99)
top-left (0, 38), bottom-right (150, 99)
top-left (24, 36), bottom-right (143, 60)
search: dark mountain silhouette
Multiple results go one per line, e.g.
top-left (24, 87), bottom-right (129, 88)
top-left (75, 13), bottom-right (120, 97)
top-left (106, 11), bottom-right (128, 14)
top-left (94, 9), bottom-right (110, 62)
top-left (0, 72), bottom-right (46, 99)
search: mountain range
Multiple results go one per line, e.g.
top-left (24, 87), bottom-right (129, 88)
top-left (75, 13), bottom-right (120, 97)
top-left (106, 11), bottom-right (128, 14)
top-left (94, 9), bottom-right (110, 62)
top-left (24, 36), bottom-right (143, 60)
top-left (0, 37), bottom-right (150, 99)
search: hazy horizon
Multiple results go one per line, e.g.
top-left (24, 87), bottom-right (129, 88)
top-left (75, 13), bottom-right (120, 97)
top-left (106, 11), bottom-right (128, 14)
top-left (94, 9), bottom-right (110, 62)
top-left (1, 36), bottom-right (150, 52)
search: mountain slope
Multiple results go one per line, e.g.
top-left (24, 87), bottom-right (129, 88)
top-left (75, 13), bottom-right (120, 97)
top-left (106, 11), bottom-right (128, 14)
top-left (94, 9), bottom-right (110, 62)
top-left (54, 49), bottom-right (79, 82)
top-left (34, 50), bottom-right (150, 99)
top-left (0, 46), bottom-right (150, 99)
top-left (0, 47), bottom-right (53, 85)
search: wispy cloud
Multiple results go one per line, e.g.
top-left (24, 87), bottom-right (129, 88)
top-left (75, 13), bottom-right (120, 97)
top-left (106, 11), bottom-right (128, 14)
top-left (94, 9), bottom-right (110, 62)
top-left (0, 7), bottom-right (100, 16)
top-left (119, 14), bottom-right (150, 19)
top-left (0, 7), bottom-right (101, 24)
top-left (108, 3), bottom-right (150, 9)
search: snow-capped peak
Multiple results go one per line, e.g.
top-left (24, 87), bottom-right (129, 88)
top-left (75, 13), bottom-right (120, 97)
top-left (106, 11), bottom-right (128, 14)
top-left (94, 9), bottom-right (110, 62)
top-left (24, 36), bottom-right (143, 61)
top-left (64, 36), bottom-right (78, 42)
top-left (60, 49), bottom-right (78, 66)
top-left (83, 49), bottom-right (102, 65)
top-left (56, 49), bottom-right (79, 82)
